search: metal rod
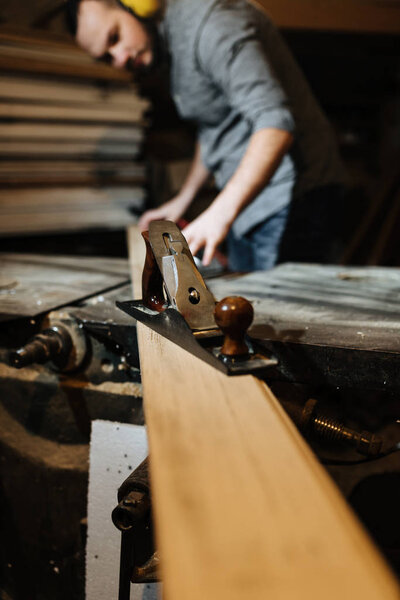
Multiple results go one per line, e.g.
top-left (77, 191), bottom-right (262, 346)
top-left (118, 532), bottom-right (134, 600)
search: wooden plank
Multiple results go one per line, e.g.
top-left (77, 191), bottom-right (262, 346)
top-left (0, 208), bottom-right (138, 236)
top-left (0, 252), bottom-right (130, 275)
top-left (0, 101), bottom-right (146, 124)
top-left (0, 187), bottom-right (145, 235)
top-left (0, 161), bottom-right (146, 176)
top-left (208, 264), bottom-right (400, 352)
top-left (0, 141), bottom-right (141, 158)
top-left (0, 40), bottom-right (95, 64)
top-left (0, 123), bottom-right (144, 143)
top-left (0, 75), bottom-right (144, 108)
top-left (0, 54), bottom-right (131, 81)
top-left (127, 225), bottom-right (399, 600)
top-left (0, 27), bottom-right (97, 54)
top-left (0, 186), bottom-right (145, 210)
top-left (206, 264), bottom-right (400, 390)
top-left (0, 31), bottom-right (131, 81)
top-left (0, 253), bottom-right (130, 319)
top-left (0, 161), bottom-right (146, 186)
top-left (255, 0), bottom-right (400, 33)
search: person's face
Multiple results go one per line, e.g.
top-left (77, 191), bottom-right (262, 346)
top-left (76, 0), bottom-right (153, 70)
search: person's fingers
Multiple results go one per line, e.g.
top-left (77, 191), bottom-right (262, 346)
top-left (138, 208), bottom-right (163, 231)
top-left (182, 226), bottom-right (192, 245)
top-left (140, 215), bottom-right (154, 231)
top-left (187, 234), bottom-right (205, 258)
top-left (202, 240), bottom-right (216, 266)
top-left (138, 215), bottom-right (148, 231)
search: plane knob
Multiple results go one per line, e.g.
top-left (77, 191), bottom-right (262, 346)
top-left (214, 296), bottom-right (254, 358)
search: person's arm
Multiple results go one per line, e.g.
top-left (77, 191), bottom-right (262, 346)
top-left (181, 4), bottom-right (296, 265)
top-left (183, 128), bottom-right (293, 265)
top-left (138, 143), bottom-right (210, 231)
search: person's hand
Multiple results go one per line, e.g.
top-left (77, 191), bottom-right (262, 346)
top-left (138, 196), bottom-right (187, 231)
top-left (183, 205), bottom-right (232, 266)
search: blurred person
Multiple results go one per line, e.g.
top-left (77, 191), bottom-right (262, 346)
top-left (68, 0), bottom-right (347, 270)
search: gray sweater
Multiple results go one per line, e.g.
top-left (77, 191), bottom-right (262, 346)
top-left (162, 0), bottom-right (346, 236)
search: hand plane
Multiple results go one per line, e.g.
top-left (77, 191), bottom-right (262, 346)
top-left (117, 221), bottom-right (277, 376)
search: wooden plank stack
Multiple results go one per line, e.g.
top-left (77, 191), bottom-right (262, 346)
top-left (0, 28), bottom-right (150, 236)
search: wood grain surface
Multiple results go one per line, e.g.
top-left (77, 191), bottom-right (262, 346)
top-left (0, 123), bottom-right (144, 142)
top-left (0, 74), bottom-right (146, 108)
top-left (0, 101), bottom-right (145, 123)
top-left (0, 188), bottom-right (144, 235)
top-left (127, 226), bottom-right (400, 600)
top-left (0, 141), bottom-right (141, 158)
top-left (254, 0), bottom-right (400, 33)
top-left (0, 161), bottom-right (145, 187)
top-left (0, 29), bottom-right (131, 81)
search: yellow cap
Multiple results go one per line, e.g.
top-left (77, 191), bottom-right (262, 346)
top-left (119, 0), bottom-right (161, 18)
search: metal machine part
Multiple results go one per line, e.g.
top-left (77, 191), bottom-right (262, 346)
top-left (3, 287), bottom-right (141, 383)
top-left (0, 254), bottom-right (141, 382)
top-left (148, 220), bottom-right (216, 331)
top-left (132, 551), bottom-right (160, 583)
top-left (113, 490), bottom-right (151, 532)
top-left (118, 221), bottom-right (277, 376)
top-left (112, 458), bottom-right (151, 533)
top-left (9, 310), bottom-right (88, 372)
top-left (300, 398), bottom-right (383, 457)
top-left (117, 300), bottom-right (277, 376)
top-left (112, 458), bottom-right (159, 599)
top-left (9, 325), bottom-right (73, 370)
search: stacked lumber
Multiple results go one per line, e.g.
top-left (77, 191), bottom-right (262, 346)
top-left (0, 29), bottom-right (149, 236)
top-left (0, 27), bottom-right (132, 81)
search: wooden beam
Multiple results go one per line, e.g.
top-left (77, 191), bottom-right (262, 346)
top-left (0, 101), bottom-right (146, 124)
top-left (0, 141), bottom-right (141, 158)
top-left (0, 55), bottom-right (132, 80)
top-left (254, 0), bottom-right (400, 33)
top-left (0, 75), bottom-right (148, 109)
top-left (0, 187), bottom-right (145, 235)
top-left (0, 30), bottom-right (131, 81)
top-left (128, 225), bottom-right (399, 600)
top-left (0, 186), bottom-right (145, 209)
top-left (0, 123), bottom-right (144, 143)
top-left (0, 27), bottom-right (95, 52)
top-left (0, 161), bottom-right (146, 186)
top-left (0, 207), bottom-right (139, 236)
